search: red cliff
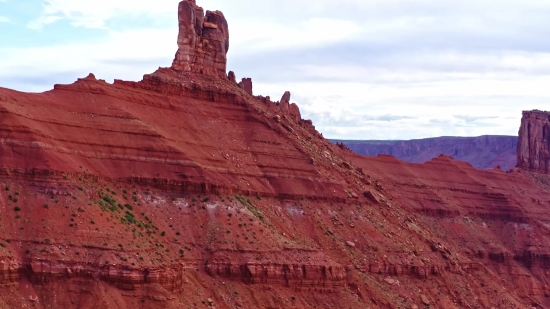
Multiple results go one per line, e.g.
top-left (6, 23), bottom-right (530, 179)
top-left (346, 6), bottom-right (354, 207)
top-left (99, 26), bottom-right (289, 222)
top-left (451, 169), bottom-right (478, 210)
top-left (517, 110), bottom-right (550, 173)
top-left (0, 1), bottom-right (549, 308)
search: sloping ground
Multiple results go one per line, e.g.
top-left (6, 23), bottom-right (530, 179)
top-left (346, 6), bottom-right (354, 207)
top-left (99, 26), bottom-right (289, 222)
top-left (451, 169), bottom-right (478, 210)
top-left (334, 135), bottom-right (518, 171)
top-left (0, 68), bottom-right (549, 308)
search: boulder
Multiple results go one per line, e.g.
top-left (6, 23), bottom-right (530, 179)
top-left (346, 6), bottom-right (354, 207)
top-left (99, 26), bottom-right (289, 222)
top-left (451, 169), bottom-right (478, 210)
top-left (420, 295), bottom-right (430, 305)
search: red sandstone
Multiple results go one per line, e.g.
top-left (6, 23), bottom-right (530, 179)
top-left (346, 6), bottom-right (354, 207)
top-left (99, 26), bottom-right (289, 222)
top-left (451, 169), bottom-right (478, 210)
top-left (0, 1), bottom-right (549, 308)
top-left (517, 110), bottom-right (550, 173)
top-left (172, 0), bottom-right (229, 78)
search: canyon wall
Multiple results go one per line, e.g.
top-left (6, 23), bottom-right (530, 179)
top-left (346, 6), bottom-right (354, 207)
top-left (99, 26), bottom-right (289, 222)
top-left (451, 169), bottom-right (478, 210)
top-left (517, 110), bottom-right (550, 173)
top-left (335, 135), bottom-right (518, 171)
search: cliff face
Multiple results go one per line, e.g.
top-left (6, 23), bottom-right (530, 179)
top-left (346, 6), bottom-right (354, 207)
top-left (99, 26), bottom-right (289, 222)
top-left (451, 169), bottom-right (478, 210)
top-left (335, 135), bottom-right (518, 171)
top-left (517, 110), bottom-right (550, 173)
top-left (1, 1), bottom-right (550, 308)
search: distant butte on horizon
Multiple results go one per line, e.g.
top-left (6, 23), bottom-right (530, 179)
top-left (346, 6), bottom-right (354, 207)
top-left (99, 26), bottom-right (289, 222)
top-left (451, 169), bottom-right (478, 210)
top-left (333, 135), bottom-right (518, 171)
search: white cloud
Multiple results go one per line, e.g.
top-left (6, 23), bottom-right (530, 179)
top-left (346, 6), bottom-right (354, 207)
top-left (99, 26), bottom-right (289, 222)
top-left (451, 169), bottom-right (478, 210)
top-left (0, 28), bottom-right (176, 86)
top-left (0, 16), bottom-right (9, 23)
top-left (27, 15), bottom-right (61, 30)
top-left (29, 0), bottom-right (179, 29)
top-left (253, 66), bottom-right (550, 139)
top-left (231, 18), bottom-right (362, 54)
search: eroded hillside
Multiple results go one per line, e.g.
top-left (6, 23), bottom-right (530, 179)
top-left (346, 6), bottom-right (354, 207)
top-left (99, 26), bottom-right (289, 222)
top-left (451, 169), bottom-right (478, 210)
top-left (0, 0), bottom-right (550, 308)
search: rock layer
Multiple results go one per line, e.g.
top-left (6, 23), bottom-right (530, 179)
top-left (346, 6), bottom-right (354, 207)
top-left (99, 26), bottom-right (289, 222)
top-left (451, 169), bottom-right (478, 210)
top-left (171, 0), bottom-right (229, 78)
top-left (517, 110), bottom-right (550, 173)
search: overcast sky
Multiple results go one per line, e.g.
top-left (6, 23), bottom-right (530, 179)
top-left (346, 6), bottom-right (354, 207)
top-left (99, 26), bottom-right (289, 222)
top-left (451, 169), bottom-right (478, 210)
top-left (1, 0), bottom-right (550, 140)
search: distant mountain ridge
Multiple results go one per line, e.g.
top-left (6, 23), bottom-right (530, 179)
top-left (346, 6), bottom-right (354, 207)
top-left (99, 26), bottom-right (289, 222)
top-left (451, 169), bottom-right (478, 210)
top-left (332, 135), bottom-right (518, 171)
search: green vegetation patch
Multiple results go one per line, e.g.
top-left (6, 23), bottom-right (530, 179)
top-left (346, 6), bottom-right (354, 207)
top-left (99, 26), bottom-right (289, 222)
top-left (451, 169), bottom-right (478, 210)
top-left (235, 195), bottom-right (264, 221)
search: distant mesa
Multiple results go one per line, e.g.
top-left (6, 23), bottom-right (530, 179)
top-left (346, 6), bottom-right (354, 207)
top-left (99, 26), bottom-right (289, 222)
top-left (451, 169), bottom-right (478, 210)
top-left (517, 110), bottom-right (550, 173)
top-left (333, 135), bottom-right (518, 171)
top-left (336, 109), bottom-right (550, 174)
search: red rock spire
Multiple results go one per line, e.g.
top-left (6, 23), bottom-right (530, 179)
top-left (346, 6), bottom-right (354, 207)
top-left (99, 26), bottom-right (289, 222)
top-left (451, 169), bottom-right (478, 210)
top-left (517, 110), bottom-right (550, 173)
top-left (171, 0), bottom-right (229, 78)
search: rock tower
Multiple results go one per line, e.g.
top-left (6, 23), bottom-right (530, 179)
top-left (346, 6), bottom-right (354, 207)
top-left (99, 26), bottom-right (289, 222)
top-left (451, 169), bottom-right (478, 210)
top-left (171, 0), bottom-right (229, 78)
top-left (517, 110), bottom-right (550, 173)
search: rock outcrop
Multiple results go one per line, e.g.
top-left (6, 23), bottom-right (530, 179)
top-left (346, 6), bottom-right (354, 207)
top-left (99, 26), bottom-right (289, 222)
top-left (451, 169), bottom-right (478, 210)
top-left (279, 91), bottom-right (291, 113)
top-left (171, 0), bottom-right (229, 78)
top-left (253, 91), bottom-right (302, 123)
top-left (517, 110), bottom-right (550, 173)
top-left (278, 91), bottom-right (302, 122)
top-left (334, 135), bottom-right (518, 171)
top-left (227, 71), bottom-right (236, 83)
top-left (238, 78), bottom-right (252, 95)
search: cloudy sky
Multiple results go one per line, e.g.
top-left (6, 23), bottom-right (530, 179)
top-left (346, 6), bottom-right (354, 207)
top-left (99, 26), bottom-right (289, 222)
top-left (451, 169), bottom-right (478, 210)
top-left (1, 0), bottom-right (550, 140)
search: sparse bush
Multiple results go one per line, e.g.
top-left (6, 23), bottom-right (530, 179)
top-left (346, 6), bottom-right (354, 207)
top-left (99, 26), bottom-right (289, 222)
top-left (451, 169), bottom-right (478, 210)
top-left (102, 195), bottom-right (116, 206)
top-left (125, 211), bottom-right (136, 224)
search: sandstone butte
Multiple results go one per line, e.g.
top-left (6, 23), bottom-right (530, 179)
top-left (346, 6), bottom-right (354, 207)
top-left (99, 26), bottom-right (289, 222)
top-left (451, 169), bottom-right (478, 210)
top-left (1, 1), bottom-right (550, 308)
